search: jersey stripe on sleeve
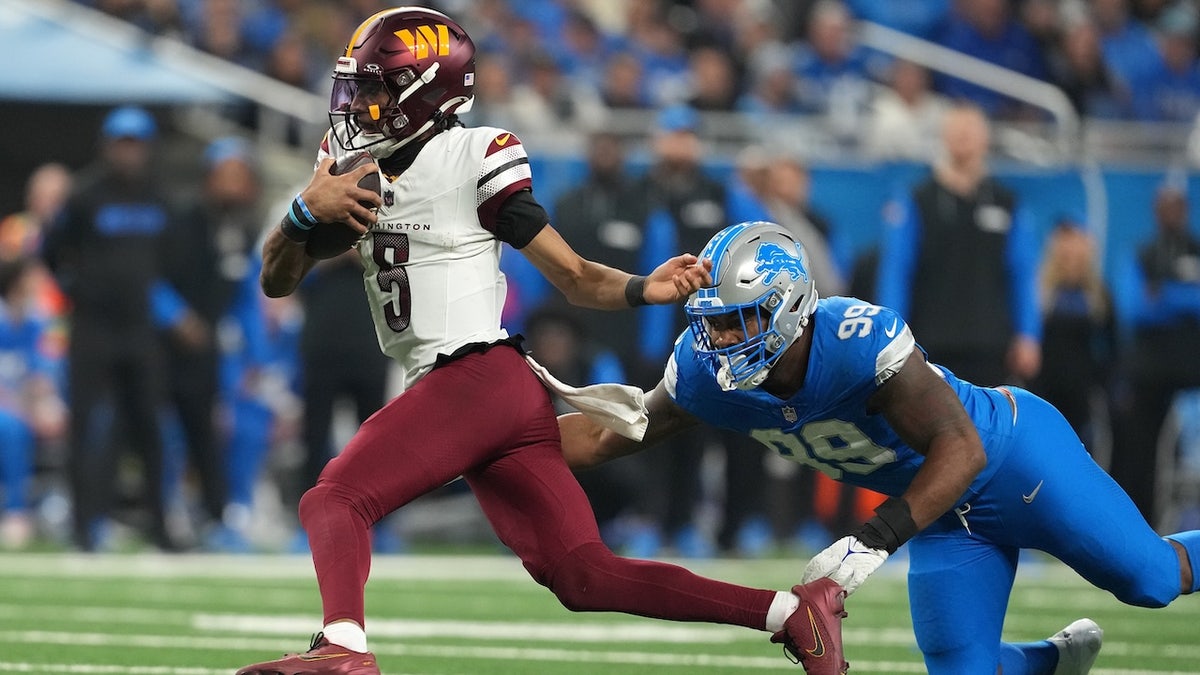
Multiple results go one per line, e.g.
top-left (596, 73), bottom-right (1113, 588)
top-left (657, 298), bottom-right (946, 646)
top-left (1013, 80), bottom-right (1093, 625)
top-left (477, 133), bottom-right (533, 227)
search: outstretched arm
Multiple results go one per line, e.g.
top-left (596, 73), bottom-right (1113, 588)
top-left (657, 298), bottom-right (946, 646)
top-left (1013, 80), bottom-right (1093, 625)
top-left (560, 379), bottom-right (702, 470)
top-left (803, 348), bottom-right (987, 595)
top-left (260, 158), bottom-right (381, 298)
top-left (521, 225), bottom-right (712, 310)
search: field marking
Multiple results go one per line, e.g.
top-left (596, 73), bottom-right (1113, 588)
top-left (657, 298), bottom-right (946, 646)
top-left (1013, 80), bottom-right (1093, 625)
top-left (0, 665), bottom-right (228, 674)
top-left (2, 606), bottom-right (1197, 658)
top-left (0, 631), bottom-right (831, 670)
top-left (0, 553), bottom-right (535, 580)
top-left (198, 612), bottom-right (914, 646)
top-left (2, 629), bottom-right (1200, 667)
top-left (195, 614), bottom-right (1200, 659)
top-left (0, 661), bottom-right (1189, 675)
top-left (0, 665), bottom-right (438, 675)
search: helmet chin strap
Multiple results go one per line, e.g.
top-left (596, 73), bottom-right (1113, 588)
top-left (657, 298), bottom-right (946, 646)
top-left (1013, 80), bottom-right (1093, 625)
top-left (716, 312), bottom-right (812, 392)
top-left (716, 360), bottom-right (772, 392)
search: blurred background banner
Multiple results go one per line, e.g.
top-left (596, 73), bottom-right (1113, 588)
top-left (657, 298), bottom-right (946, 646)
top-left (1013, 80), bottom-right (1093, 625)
top-left (0, 0), bottom-right (232, 103)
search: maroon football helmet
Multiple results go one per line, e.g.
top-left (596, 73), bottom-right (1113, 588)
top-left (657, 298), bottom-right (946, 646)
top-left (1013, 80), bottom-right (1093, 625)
top-left (329, 7), bottom-right (476, 155)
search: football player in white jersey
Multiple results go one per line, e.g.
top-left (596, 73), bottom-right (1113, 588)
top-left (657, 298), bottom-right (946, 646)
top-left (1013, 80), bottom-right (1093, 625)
top-left (237, 9), bottom-right (849, 675)
top-left (561, 221), bottom-right (1200, 674)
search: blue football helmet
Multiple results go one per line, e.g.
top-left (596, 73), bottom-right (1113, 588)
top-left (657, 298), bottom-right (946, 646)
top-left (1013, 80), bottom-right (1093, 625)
top-left (685, 221), bottom-right (819, 390)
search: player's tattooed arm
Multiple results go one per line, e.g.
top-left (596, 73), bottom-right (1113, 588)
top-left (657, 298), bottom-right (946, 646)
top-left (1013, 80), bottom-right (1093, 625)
top-left (261, 225), bottom-right (318, 297)
top-left (261, 158), bottom-right (379, 297)
top-left (559, 379), bottom-right (700, 470)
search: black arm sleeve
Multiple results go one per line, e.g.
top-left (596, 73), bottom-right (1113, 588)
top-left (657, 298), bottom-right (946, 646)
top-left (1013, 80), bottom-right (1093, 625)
top-left (493, 189), bottom-right (548, 249)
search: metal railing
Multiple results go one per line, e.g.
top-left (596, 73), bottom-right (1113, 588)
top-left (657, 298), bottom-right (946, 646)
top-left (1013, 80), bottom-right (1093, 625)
top-left (856, 21), bottom-right (1081, 159)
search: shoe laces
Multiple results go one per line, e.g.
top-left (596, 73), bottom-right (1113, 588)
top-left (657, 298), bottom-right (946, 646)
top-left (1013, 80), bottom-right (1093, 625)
top-left (770, 631), bottom-right (803, 664)
top-left (308, 631), bottom-right (326, 652)
top-left (781, 644), bottom-right (801, 665)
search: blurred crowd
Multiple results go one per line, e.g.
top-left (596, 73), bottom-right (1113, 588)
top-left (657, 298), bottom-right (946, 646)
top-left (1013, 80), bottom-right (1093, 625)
top-left (0, 0), bottom-right (1195, 556)
top-left (77, 0), bottom-right (1200, 140)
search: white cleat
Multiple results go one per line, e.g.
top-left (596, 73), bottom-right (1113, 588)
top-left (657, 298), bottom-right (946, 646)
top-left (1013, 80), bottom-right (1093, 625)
top-left (1048, 618), bottom-right (1103, 674)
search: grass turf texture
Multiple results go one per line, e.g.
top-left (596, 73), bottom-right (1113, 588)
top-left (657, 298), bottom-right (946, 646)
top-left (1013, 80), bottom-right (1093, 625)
top-left (0, 552), bottom-right (1195, 674)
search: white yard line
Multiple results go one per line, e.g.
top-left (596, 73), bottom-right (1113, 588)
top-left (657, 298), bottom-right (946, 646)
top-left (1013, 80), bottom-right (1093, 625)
top-left (0, 665), bottom-right (228, 674)
top-left (196, 612), bottom-right (915, 646)
top-left (5, 627), bottom-right (1200, 671)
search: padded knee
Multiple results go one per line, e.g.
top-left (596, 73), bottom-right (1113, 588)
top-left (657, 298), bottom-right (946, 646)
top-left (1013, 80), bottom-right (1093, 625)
top-left (1101, 551), bottom-right (1175, 608)
top-left (298, 481), bottom-right (379, 533)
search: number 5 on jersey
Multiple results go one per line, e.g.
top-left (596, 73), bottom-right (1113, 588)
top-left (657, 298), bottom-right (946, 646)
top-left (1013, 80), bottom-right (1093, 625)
top-left (373, 232), bottom-right (412, 332)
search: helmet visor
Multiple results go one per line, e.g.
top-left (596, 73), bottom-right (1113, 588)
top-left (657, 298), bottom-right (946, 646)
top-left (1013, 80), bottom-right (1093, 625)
top-left (685, 297), bottom-right (784, 388)
top-left (331, 74), bottom-right (420, 152)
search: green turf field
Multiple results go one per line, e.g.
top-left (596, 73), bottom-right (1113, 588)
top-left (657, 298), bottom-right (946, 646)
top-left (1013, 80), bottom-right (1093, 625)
top-left (0, 552), bottom-right (1195, 674)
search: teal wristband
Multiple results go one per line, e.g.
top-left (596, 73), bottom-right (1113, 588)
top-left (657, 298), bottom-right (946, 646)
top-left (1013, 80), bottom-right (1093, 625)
top-left (294, 193), bottom-right (318, 226)
top-left (289, 194), bottom-right (319, 231)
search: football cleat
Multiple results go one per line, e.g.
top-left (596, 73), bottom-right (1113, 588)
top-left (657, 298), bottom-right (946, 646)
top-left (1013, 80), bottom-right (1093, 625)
top-left (1048, 618), bottom-right (1103, 674)
top-left (235, 632), bottom-right (380, 675)
top-left (771, 577), bottom-right (849, 674)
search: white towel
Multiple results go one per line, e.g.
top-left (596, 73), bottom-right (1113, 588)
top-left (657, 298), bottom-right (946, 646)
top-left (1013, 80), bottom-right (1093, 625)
top-left (524, 354), bottom-right (648, 441)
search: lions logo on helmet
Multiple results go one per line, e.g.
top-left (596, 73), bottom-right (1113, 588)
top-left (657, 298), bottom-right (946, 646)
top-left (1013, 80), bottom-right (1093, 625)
top-left (755, 241), bottom-right (810, 286)
top-left (686, 221), bottom-right (819, 391)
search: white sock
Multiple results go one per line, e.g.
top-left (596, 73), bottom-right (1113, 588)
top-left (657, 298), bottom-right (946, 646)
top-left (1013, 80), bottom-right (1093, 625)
top-left (322, 621), bottom-right (368, 653)
top-left (765, 590), bottom-right (801, 632)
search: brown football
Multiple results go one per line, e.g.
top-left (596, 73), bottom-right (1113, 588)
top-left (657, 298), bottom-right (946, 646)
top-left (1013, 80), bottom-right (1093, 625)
top-left (304, 152), bottom-right (381, 260)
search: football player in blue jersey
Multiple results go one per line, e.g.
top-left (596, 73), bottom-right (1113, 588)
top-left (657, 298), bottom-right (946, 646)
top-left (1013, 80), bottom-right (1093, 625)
top-left (560, 220), bottom-right (1200, 674)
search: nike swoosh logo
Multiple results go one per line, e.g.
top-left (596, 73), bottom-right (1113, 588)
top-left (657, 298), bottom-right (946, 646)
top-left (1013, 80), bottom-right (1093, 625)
top-left (1022, 480), bottom-right (1044, 504)
top-left (884, 319), bottom-right (898, 338)
top-left (804, 607), bottom-right (826, 657)
top-left (495, 133), bottom-right (511, 146)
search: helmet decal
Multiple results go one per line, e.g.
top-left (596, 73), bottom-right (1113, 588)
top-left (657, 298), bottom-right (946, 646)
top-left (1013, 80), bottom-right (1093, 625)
top-left (329, 7), bottom-right (476, 157)
top-left (755, 242), bottom-right (810, 286)
top-left (685, 221), bottom-right (819, 391)
top-left (395, 24), bottom-right (452, 59)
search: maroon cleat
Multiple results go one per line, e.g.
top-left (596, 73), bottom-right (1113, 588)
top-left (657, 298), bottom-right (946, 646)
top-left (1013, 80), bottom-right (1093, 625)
top-left (770, 578), bottom-right (850, 674)
top-left (235, 632), bottom-right (380, 675)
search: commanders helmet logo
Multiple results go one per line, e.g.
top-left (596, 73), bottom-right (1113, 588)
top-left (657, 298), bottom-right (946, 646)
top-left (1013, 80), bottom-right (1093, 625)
top-left (395, 24), bottom-right (451, 59)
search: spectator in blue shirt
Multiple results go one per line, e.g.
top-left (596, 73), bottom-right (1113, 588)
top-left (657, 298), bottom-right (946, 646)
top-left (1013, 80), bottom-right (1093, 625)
top-left (846, 0), bottom-right (949, 40)
top-left (1094, 0), bottom-right (1162, 88)
top-left (793, 0), bottom-right (875, 123)
top-left (1127, 3), bottom-right (1200, 122)
top-left (0, 258), bottom-right (65, 548)
top-left (934, 0), bottom-right (1050, 119)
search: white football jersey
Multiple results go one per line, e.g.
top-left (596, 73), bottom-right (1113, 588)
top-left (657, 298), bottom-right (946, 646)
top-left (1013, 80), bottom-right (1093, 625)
top-left (317, 124), bottom-right (534, 390)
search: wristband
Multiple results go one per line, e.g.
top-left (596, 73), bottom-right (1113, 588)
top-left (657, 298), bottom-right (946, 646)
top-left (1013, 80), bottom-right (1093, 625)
top-left (850, 497), bottom-right (918, 554)
top-left (624, 275), bottom-right (648, 307)
top-left (293, 193), bottom-right (318, 226)
top-left (279, 215), bottom-right (311, 243)
top-left (288, 194), bottom-right (320, 230)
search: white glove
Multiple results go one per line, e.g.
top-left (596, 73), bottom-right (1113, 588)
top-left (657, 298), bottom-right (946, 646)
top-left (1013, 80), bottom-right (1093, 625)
top-left (801, 535), bottom-right (889, 596)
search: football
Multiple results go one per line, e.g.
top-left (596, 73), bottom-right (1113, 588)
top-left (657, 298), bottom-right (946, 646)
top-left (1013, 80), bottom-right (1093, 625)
top-left (304, 151), bottom-right (382, 260)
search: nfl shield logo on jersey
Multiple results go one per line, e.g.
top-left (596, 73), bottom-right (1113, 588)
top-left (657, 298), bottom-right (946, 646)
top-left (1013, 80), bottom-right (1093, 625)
top-left (384, 189), bottom-right (394, 206)
top-left (782, 406), bottom-right (797, 423)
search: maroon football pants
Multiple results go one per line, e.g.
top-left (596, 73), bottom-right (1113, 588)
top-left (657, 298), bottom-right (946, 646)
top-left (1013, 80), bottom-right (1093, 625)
top-left (299, 344), bottom-right (774, 629)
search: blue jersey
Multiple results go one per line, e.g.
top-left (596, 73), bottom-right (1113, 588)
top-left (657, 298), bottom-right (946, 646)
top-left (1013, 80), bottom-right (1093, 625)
top-left (665, 295), bottom-right (1199, 672)
top-left (666, 296), bottom-right (1016, 499)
